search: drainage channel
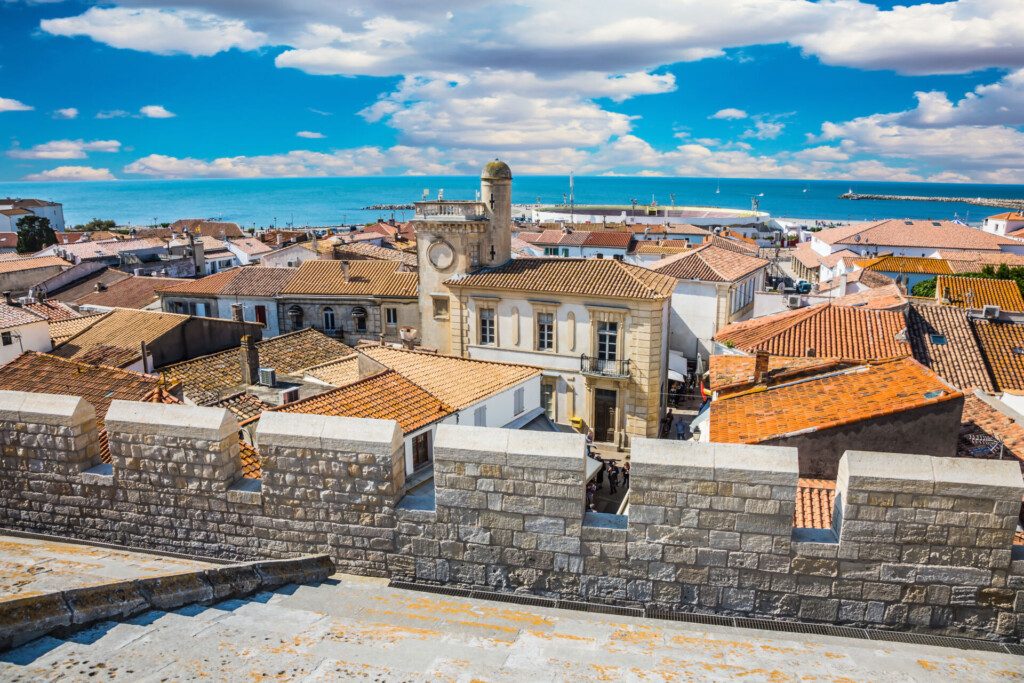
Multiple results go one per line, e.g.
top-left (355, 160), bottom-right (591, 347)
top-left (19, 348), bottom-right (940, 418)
top-left (387, 580), bottom-right (1022, 656)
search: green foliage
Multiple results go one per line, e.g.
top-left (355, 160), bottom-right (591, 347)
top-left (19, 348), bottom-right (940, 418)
top-left (73, 218), bottom-right (116, 231)
top-left (15, 215), bottom-right (57, 254)
top-left (911, 277), bottom-right (937, 298)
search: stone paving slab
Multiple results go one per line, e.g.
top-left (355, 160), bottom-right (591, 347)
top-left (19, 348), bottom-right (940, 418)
top-left (1, 573), bottom-right (1021, 681)
top-left (0, 535), bottom-right (218, 598)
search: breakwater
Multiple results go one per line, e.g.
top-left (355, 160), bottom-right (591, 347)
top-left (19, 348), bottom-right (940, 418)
top-left (362, 203), bottom-right (414, 211)
top-left (841, 192), bottom-right (1024, 212)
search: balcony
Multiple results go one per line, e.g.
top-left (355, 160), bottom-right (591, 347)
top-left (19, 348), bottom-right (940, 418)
top-left (580, 354), bottom-right (630, 379)
top-left (414, 201), bottom-right (489, 221)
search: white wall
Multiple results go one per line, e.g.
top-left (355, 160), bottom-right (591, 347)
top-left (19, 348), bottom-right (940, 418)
top-left (260, 245), bottom-right (322, 268)
top-left (214, 297), bottom-right (282, 337)
top-left (0, 320), bottom-right (51, 366)
top-left (667, 281), bottom-right (719, 360)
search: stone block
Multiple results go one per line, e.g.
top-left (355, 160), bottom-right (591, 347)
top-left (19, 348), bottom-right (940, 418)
top-left (0, 390), bottom-right (96, 429)
top-left (435, 425), bottom-right (509, 464)
top-left (630, 437), bottom-right (714, 479)
top-left (107, 400), bottom-right (237, 442)
top-left (713, 443), bottom-right (798, 486)
top-left (505, 430), bottom-right (584, 470)
top-left (838, 451), bottom-right (934, 495)
top-left (931, 457), bottom-right (1024, 502)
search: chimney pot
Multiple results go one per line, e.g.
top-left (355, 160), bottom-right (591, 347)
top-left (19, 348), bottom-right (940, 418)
top-left (231, 303), bottom-right (244, 323)
top-left (2, 291), bottom-right (12, 306)
top-left (340, 260), bottom-right (350, 282)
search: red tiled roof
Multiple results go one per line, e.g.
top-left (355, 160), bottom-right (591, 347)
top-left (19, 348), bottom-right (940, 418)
top-left (0, 302), bottom-right (44, 329)
top-left (715, 302), bottom-right (911, 360)
top-left (905, 303), bottom-right (995, 392)
top-left (708, 355), bottom-right (852, 394)
top-left (709, 357), bottom-right (962, 444)
top-left (650, 244), bottom-right (768, 283)
top-left (815, 219), bottom-right (1016, 251)
top-left (21, 300), bottom-right (80, 322)
top-left (936, 276), bottom-right (1024, 312)
top-left (857, 255), bottom-right (954, 276)
top-left (75, 276), bottom-right (182, 309)
top-left (281, 259), bottom-right (417, 297)
top-left (795, 479), bottom-right (835, 529)
top-left (957, 392), bottom-right (1024, 469)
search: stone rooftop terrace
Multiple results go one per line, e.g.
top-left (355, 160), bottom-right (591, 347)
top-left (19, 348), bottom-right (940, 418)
top-left (2, 573), bottom-right (1020, 681)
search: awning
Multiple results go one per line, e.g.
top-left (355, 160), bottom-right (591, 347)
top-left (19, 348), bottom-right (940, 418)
top-left (668, 369), bottom-right (686, 382)
top-left (586, 455), bottom-right (603, 481)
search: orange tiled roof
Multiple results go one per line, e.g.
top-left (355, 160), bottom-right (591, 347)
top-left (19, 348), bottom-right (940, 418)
top-left (988, 212), bottom-right (1024, 221)
top-left (0, 256), bottom-right (69, 274)
top-left (51, 308), bottom-right (189, 367)
top-left (946, 253), bottom-right (1024, 273)
top-left (48, 312), bottom-right (107, 345)
top-left (817, 268), bottom-right (895, 292)
top-left (0, 302), bottom-right (45, 329)
top-left (303, 354), bottom-right (361, 387)
top-left (972, 318), bottom-right (1024, 392)
top-left (75, 275), bottom-right (182, 309)
top-left (447, 257), bottom-right (676, 300)
top-left (334, 242), bottom-right (418, 267)
top-left (819, 249), bottom-right (860, 269)
top-left (650, 244), bottom-right (768, 283)
top-left (936, 275), bottom-right (1024, 312)
top-left (709, 357), bottom-right (962, 445)
top-left (158, 266), bottom-right (297, 298)
top-left (169, 219), bottom-right (243, 238)
top-left (212, 391), bottom-right (273, 423)
top-left (629, 240), bottom-right (693, 255)
top-left (828, 283), bottom-right (907, 311)
top-left (275, 369), bottom-right (453, 433)
top-left (905, 303), bottom-right (995, 392)
top-left (795, 479), bottom-right (836, 529)
top-left (815, 219), bottom-right (1016, 251)
top-left (957, 392), bottom-right (1024, 468)
top-left (281, 259), bottom-right (417, 297)
top-left (583, 231), bottom-right (633, 249)
top-left (708, 355), bottom-right (851, 394)
top-left (857, 255), bottom-right (954, 276)
top-left (21, 300), bottom-right (80, 322)
top-left (239, 441), bottom-right (262, 478)
top-left (358, 345), bottom-right (540, 410)
top-left (714, 303), bottom-right (911, 360)
top-left (791, 242), bottom-right (823, 270)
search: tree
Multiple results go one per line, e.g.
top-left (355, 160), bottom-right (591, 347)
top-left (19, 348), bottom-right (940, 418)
top-left (911, 264), bottom-right (1024, 300)
top-left (15, 215), bottom-right (57, 254)
top-left (73, 218), bottom-right (116, 231)
top-left (911, 277), bottom-right (937, 298)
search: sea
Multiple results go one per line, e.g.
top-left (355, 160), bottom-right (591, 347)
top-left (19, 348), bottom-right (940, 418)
top-left (1, 176), bottom-right (1023, 229)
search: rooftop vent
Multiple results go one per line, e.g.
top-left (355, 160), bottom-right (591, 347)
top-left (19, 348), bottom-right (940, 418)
top-left (279, 387), bottom-right (299, 405)
top-left (983, 305), bottom-right (1001, 319)
top-left (258, 367), bottom-right (277, 387)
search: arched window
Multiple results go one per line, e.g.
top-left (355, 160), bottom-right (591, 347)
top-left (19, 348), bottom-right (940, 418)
top-left (287, 305), bottom-right (304, 330)
top-left (322, 307), bottom-right (336, 331)
top-left (351, 305), bottom-right (368, 332)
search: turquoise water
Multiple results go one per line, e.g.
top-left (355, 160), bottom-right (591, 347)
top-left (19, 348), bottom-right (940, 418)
top-left (1, 176), bottom-right (1022, 228)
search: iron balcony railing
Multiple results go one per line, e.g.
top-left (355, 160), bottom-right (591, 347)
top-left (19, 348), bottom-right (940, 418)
top-left (580, 354), bottom-right (630, 378)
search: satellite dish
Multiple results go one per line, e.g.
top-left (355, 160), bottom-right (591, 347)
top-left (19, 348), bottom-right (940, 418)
top-left (854, 234), bottom-right (861, 242)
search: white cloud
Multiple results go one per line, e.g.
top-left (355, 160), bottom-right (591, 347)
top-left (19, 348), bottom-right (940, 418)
top-left (41, 7), bottom-right (267, 57)
top-left (24, 166), bottom-right (116, 182)
top-left (794, 145), bottom-right (849, 162)
top-left (890, 68), bottom-right (1024, 127)
top-left (296, 131), bottom-right (325, 139)
top-left (0, 97), bottom-right (33, 113)
top-left (53, 107), bottom-right (79, 119)
top-left (9, 139), bottom-right (122, 160)
top-left (139, 104), bottom-right (175, 119)
top-left (710, 108), bottom-right (748, 120)
top-left (742, 119), bottom-right (784, 140)
top-left (96, 110), bottom-right (130, 119)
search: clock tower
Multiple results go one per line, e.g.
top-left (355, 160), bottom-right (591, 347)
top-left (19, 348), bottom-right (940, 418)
top-left (413, 160), bottom-right (513, 353)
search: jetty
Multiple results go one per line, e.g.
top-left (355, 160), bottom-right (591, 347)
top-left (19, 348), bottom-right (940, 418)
top-left (840, 192), bottom-right (1024, 212)
top-left (362, 203), bottom-right (414, 211)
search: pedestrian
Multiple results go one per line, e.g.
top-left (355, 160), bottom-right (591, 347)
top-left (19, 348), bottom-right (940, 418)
top-left (585, 428), bottom-right (595, 457)
top-left (586, 482), bottom-right (597, 510)
top-left (661, 409), bottom-right (673, 438)
top-left (623, 462), bottom-right (630, 490)
top-left (675, 416), bottom-right (686, 440)
top-left (607, 463), bottom-right (618, 494)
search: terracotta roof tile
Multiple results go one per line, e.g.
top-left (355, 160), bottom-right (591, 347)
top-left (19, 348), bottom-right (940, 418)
top-left (169, 219), bottom-right (243, 238)
top-left (281, 259), bottom-right (417, 297)
top-left (629, 240), bottom-right (694, 255)
top-left (715, 303), bottom-right (910, 360)
top-left (905, 303), bottom-right (995, 392)
top-left (0, 302), bottom-right (44, 329)
top-left (792, 242), bottom-right (825, 270)
top-left (51, 308), bottom-right (191, 367)
top-left (708, 355), bottom-right (852, 394)
top-left (75, 276), bottom-right (182, 309)
top-left (0, 256), bottom-right (70, 274)
top-left (49, 268), bottom-right (131, 302)
top-left (957, 392), bottom-right (1024, 468)
top-left (239, 441), bottom-right (261, 478)
top-left (230, 237), bottom-right (273, 256)
top-left (447, 257), bottom-right (676, 300)
top-left (651, 244), bottom-right (768, 283)
top-left (818, 268), bottom-right (895, 292)
top-left (212, 391), bottom-right (273, 423)
top-left (858, 255), bottom-right (954, 276)
top-left (334, 242), bottom-right (418, 267)
top-left (156, 267), bottom-right (298, 298)
top-left (160, 328), bottom-right (352, 404)
top-left (794, 479), bottom-right (835, 529)
top-left (709, 357), bottom-right (962, 444)
top-left (275, 370), bottom-right (453, 433)
top-left (583, 231), bottom-right (633, 249)
top-left (358, 345), bottom-right (540, 410)
top-left (49, 313), bottom-right (107, 345)
top-left (827, 283), bottom-right (907, 311)
top-left (303, 354), bottom-right (362, 387)
top-left (819, 249), bottom-right (860, 269)
top-left (21, 300), bottom-right (81, 322)
top-left (972, 318), bottom-right (1024, 392)
top-left (936, 276), bottom-right (1024, 312)
top-left (816, 219), bottom-right (1016, 251)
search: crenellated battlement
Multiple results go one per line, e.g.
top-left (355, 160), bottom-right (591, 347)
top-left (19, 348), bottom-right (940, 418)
top-left (1, 390), bottom-right (1022, 641)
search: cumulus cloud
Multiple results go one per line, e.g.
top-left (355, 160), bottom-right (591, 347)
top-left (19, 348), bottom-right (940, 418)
top-left (96, 109), bottom-right (130, 119)
top-left (8, 139), bottom-right (122, 160)
top-left (742, 119), bottom-right (785, 140)
top-left (53, 107), bottom-right (79, 119)
top-left (710, 108), bottom-right (748, 120)
top-left (888, 68), bottom-right (1024, 127)
top-left (0, 97), bottom-right (33, 113)
top-left (139, 104), bottom-right (175, 118)
top-left (41, 7), bottom-right (266, 57)
top-left (24, 166), bottom-right (116, 181)
top-left (296, 131), bottom-right (325, 139)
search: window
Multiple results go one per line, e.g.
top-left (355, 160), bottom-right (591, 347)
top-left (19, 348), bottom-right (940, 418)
top-left (1, 331), bottom-right (11, 347)
top-left (544, 247), bottom-right (558, 256)
top-left (322, 307), bottom-right (336, 331)
top-left (432, 297), bottom-right (449, 320)
top-left (385, 307), bottom-right (398, 326)
top-left (479, 308), bottom-right (496, 345)
top-left (597, 321), bottom-right (618, 360)
top-left (541, 380), bottom-right (556, 419)
top-left (255, 305), bottom-right (267, 326)
top-left (930, 334), bottom-right (947, 345)
top-left (474, 405), bottom-right (487, 426)
top-left (537, 312), bottom-right (554, 351)
top-left (287, 305), bottom-right (304, 330)
top-left (514, 388), bottom-right (525, 415)
top-left (471, 243), bottom-right (481, 267)
top-left (351, 305), bottom-right (367, 332)
top-left (412, 431), bottom-right (431, 470)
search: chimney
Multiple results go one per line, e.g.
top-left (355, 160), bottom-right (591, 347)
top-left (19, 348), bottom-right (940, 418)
top-left (754, 350), bottom-right (770, 384)
top-left (276, 232), bottom-right (284, 246)
top-left (340, 260), bottom-right (350, 282)
top-left (239, 335), bottom-right (259, 385)
top-left (2, 291), bottom-right (12, 306)
top-left (838, 272), bottom-right (848, 294)
top-left (231, 303), bottom-right (244, 323)
top-left (95, 282), bottom-right (107, 292)
top-left (806, 347), bottom-right (816, 358)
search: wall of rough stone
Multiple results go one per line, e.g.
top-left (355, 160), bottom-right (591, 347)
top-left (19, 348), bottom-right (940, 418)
top-left (2, 390), bottom-right (1023, 641)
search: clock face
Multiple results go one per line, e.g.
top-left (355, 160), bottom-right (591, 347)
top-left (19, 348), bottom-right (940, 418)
top-left (428, 240), bottom-right (455, 270)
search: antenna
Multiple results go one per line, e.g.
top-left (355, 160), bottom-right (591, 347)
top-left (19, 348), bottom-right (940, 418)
top-left (438, 188), bottom-right (444, 200)
top-left (670, 193), bottom-right (676, 207)
top-left (569, 171), bottom-right (575, 225)
top-left (422, 188), bottom-right (429, 201)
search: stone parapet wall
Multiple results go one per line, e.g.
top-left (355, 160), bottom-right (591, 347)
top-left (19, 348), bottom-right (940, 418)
top-left (1, 390), bottom-right (1023, 641)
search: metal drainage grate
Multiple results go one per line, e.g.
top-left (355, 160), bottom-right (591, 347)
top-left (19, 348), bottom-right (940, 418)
top-left (470, 590), bottom-right (556, 609)
top-left (1004, 643), bottom-right (1024, 656)
top-left (646, 609), bottom-right (734, 627)
top-left (733, 617), bottom-right (869, 640)
top-left (388, 580), bottom-right (473, 599)
top-left (866, 629), bottom-right (1009, 653)
top-left (570, 602), bottom-right (644, 618)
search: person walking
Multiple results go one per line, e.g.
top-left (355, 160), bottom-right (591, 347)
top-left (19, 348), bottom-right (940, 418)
top-left (675, 416), bottom-right (686, 440)
top-left (607, 463), bottom-right (618, 494)
top-left (622, 462), bottom-right (630, 490)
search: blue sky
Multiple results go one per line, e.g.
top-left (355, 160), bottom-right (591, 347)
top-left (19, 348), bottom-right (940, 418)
top-left (1, 0), bottom-right (1023, 183)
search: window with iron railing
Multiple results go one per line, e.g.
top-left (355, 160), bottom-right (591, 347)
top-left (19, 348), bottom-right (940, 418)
top-left (597, 321), bottom-right (618, 361)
